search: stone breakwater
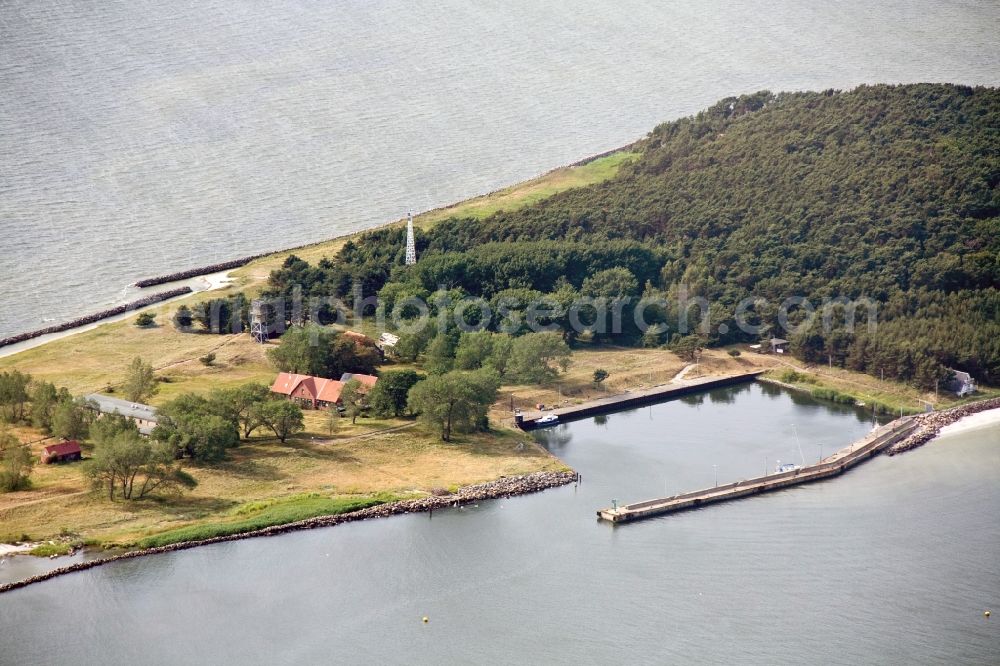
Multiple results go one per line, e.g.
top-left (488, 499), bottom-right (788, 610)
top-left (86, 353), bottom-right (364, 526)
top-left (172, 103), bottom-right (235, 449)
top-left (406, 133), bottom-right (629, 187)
top-left (0, 470), bottom-right (576, 594)
top-left (568, 141), bottom-right (639, 167)
top-left (0, 287), bottom-right (193, 349)
top-left (133, 255), bottom-right (268, 288)
top-left (887, 398), bottom-right (1000, 456)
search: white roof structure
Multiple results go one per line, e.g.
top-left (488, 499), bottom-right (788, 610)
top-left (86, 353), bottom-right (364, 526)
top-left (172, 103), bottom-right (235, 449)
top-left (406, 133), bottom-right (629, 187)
top-left (85, 393), bottom-right (158, 423)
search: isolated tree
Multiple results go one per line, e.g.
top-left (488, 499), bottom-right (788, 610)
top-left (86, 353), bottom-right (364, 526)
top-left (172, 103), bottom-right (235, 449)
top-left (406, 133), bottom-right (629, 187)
top-left (486, 333), bottom-right (514, 376)
top-left (329, 335), bottom-right (381, 377)
top-left (29, 381), bottom-right (61, 432)
top-left (267, 325), bottom-right (332, 375)
top-left (454, 331), bottom-right (493, 370)
top-left (670, 335), bottom-right (703, 363)
top-left (190, 296), bottom-right (247, 334)
top-left (268, 326), bottom-right (379, 378)
top-left (87, 432), bottom-right (196, 501)
top-left (407, 369), bottom-right (500, 442)
top-left (199, 352), bottom-right (216, 366)
top-left (134, 312), bottom-right (156, 327)
top-left (424, 333), bottom-right (456, 375)
top-left (0, 427), bottom-right (32, 492)
top-left (173, 304), bottom-right (194, 330)
top-left (121, 357), bottom-right (159, 403)
top-left (367, 369), bottom-right (422, 418)
top-left (593, 369), bottom-right (609, 388)
top-left (391, 320), bottom-right (436, 362)
top-left (0, 370), bottom-right (32, 423)
top-left (153, 394), bottom-right (239, 462)
top-left (454, 331), bottom-right (513, 374)
top-left (215, 383), bottom-right (270, 439)
top-left (339, 379), bottom-right (366, 424)
top-left (506, 332), bottom-right (572, 384)
top-left (257, 400), bottom-right (304, 443)
top-left (641, 326), bottom-right (666, 348)
top-left (50, 399), bottom-right (90, 441)
top-left (89, 412), bottom-right (139, 446)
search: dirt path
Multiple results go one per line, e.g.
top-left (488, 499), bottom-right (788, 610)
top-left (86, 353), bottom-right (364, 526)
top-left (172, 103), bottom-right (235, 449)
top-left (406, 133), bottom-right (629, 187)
top-left (0, 489), bottom-right (88, 512)
top-left (671, 363), bottom-right (698, 383)
top-left (153, 334), bottom-right (248, 372)
top-left (314, 421), bottom-right (416, 446)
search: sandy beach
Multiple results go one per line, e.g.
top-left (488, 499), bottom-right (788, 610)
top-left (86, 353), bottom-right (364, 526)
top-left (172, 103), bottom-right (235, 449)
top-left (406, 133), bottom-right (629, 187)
top-left (936, 408), bottom-right (1000, 439)
top-left (0, 543), bottom-right (36, 557)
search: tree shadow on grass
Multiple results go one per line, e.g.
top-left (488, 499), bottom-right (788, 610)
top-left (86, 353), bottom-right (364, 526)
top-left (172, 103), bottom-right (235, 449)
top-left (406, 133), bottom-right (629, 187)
top-left (287, 444), bottom-right (362, 466)
top-left (114, 494), bottom-right (238, 520)
top-left (446, 430), bottom-right (555, 460)
top-left (244, 439), bottom-right (363, 466)
top-left (192, 457), bottom-right (286, 481)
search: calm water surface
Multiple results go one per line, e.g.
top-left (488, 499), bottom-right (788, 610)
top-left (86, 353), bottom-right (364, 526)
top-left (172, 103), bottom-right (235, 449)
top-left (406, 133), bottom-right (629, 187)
top-left (2, 384), bottom-right (997, 664)
top-left (2, 1), bottom-right (1000, 337)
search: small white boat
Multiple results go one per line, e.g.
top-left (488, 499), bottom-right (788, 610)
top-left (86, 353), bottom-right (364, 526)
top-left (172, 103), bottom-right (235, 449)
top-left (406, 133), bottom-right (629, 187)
top-left (775, 462), bottom-right (801, 474)
top-left (536, 414), bottom-right (559, 426)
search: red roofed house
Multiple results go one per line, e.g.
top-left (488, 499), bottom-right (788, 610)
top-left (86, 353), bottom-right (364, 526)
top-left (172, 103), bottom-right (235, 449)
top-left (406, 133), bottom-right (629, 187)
top-left (270, 373), bottom-right (345, 409)
top-left (42, 440), bottom-right (82, 464)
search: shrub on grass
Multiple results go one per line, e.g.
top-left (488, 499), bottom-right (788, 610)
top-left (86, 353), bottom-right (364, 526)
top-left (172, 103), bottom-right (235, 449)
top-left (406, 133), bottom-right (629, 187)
top-left (810, 388), bottom-right (855, 404)
top-left (29, 542), bottom-right (73, 557)
top-left (776, 369), bottom-right (818, 384)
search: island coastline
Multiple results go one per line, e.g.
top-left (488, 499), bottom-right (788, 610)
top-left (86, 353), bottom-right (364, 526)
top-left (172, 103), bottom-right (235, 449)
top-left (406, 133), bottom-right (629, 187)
top-left (0, 470), bottom-right (576, 595)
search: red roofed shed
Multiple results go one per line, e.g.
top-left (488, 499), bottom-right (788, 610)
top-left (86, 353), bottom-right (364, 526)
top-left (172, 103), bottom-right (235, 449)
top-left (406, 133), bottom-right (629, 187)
top-left (42, 440), bottom-right (82, 464)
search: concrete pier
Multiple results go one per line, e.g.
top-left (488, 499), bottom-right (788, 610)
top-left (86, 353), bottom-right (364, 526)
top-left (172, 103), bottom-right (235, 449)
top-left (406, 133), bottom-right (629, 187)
top-left (597, 417), bottom-right (920, 523)
top-left (519, 371), bottom-right (764, 430)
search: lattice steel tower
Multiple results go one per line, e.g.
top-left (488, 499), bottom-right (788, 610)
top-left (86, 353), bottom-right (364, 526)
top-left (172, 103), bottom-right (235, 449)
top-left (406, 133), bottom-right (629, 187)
top-left (405, 211), bottom-right (417, 266)
top-left (250, 300), bottom-right (268, 344)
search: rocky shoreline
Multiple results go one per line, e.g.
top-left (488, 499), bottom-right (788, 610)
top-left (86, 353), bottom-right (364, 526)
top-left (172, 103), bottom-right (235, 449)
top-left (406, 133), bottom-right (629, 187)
top-left (887, 397), bottom-right (1000, 455)
top-left (133, 255), bottom-right (268, 288)
top-left (0, 470), bottom-right (577, 595)
top-left (0, 287), bottom-right (193, 349)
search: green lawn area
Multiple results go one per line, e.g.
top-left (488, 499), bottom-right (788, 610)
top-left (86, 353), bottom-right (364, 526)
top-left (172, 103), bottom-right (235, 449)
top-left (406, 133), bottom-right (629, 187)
top-left (136, 492), bottom-right (403, 548)
top-left (416, 151), bottom-right (639, 227)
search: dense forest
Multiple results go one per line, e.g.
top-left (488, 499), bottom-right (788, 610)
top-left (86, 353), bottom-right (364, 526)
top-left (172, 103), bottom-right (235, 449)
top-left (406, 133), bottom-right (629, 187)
top-left (266, 84), bottom-right (1000, 388)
